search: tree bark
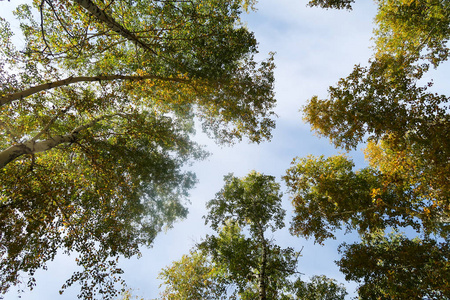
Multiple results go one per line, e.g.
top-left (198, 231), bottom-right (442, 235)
top-left (0, 115), bottom-right (111, 169)
top-left (0, 134), bottom-right (76, 169)
top-left (257, 224), bottom-right (267, 300)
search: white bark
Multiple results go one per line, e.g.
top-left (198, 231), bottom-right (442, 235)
top-left (0, 115), bottom-right (111, 169)
top-left (0, 134), bottom-right (75, 169)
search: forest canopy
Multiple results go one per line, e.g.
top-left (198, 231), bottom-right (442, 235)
top-left (287, 0), bottom-right (450, 298)
top-left (0, 0), bottom-right (276, 298)
top-left (0, 0), bottom-right (449, 299)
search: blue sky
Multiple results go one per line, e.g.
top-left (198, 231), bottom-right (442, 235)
top-left (1, 1), bottom-right (384, 299)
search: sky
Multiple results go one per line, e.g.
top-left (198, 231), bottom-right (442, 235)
top-left (1, 1), bottom-right (383, 299)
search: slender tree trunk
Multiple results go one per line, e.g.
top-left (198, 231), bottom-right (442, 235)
top-left (259, 243), bottom-right (267, 300)
top-left (257, 224), bottom-right (267, 300)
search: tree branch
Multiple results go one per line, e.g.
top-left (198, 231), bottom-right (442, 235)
top-left (0, 74), bottom-right (189, 107)
top-left (72, 0), bottom-right (157, 54)
top-left (0, 114), bottom-right (117, 169)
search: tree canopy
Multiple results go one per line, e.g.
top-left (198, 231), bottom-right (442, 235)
top-left (286, 0), bottom-right (449, 298)
top-left (294, 275), bottom-right (347, 300)
top-left (160, 171), bottom-right (301, 300)
top-left (0, 0), bottom-right (276, 298)
top-left (337, 231), bottom-right (450, 299)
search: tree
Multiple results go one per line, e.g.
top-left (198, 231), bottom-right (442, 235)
top-left (337, 232), bottom-right (450, 299)
top-left (286, 0), bottom-right (449, 298)
top-left (297, 0), bottom-right (450, 235)
top-left (302, 0), bottom-right (450, 200)
top-left (0, 1), bottom-right (276, 298)
top-left (294, 275), bottom-right (347, 300)
top-left (203, 171), bottom-right (299, 300)
top-left (158, 249), bottom-right (229, 300)
top-left (159, 171), bottom-right (300, 300)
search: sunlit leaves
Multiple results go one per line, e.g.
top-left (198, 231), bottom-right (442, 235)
top-left (1, 0), bottom-right (277, 298)
top-left (158, 250), bottom-right (229, 300)
top-left (375, 0), bottom-right (450, 68)
top-left (300, 0), bottom-right (449, 243)
top-left (284, 152), bottom-right (449, 244)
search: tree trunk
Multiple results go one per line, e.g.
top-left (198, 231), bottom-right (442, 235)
top-left (257, 224), bottom-right (267, 300)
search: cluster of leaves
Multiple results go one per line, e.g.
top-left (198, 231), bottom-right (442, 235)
top-left (338, 231), bottom-right (450, 299)
top-left (158, 250), bottom-right (230, 300)
top-left (294, 275), bottom-right (347, 300)
top-left (0, 0), bottom-right (277, 298)
top-left (307, 0), bottom-right (355, 10)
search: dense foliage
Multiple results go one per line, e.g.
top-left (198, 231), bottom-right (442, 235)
top-left (337, 232), bottom-right (450, 299)
top-left (160, 172), bottom-right (301, 300)
top-left (0, 0), bottom-right (276, 298)
top-left (287, 0), bottom-right (449, 298)
top-left (294, 275), bottom-right (347, 300)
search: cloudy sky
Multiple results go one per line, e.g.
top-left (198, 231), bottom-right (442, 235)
top-left (2, 1), bottom-right (383, 299)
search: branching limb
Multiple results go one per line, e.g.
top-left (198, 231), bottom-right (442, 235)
top-left (0, 74), bottom-right (189, 107)
top-left (0, 113), bottom-right (120, 169)
top-left (73, 0), bottom-right (157, 54)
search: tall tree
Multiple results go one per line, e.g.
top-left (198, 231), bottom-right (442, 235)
top-left (287, 0), bottom-right (449, 298)
top-left (0, 0), bottom-right (276, 298)
top-left (160, 171), bottom-right (300, 300)
top-left (203, 171), bottom-right (299, 300)
top-left (303, 0), bottom-right (450, 199)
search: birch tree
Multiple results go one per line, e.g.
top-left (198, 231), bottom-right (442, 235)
top-left (0, 0), bottom-right (276, 298)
